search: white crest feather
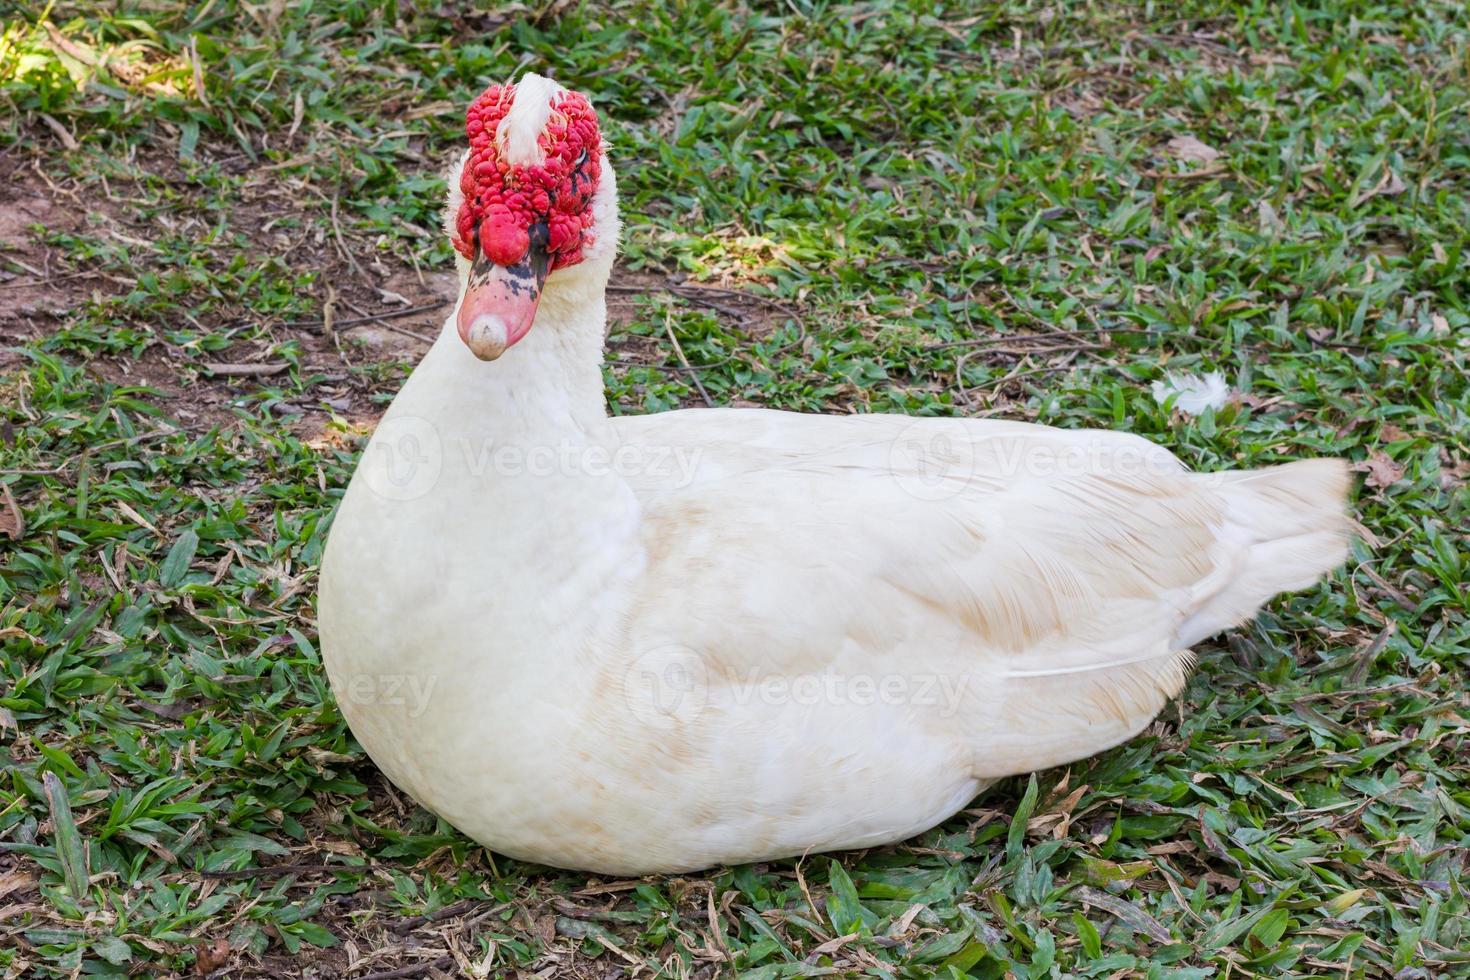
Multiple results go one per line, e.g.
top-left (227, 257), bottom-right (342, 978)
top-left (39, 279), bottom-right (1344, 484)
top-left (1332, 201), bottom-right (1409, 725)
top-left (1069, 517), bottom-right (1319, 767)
top-left (498, 72), bottom-right (565, 166)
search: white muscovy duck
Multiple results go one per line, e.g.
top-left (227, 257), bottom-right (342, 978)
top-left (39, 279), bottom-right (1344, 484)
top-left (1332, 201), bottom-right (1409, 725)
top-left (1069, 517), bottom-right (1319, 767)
top-left (319, 74), bottom-right (1351, 875)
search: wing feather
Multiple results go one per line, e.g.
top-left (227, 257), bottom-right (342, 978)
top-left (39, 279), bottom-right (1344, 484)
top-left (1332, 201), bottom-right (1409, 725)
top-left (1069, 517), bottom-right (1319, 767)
top-left (611, 408), bottom-right (1345, 777)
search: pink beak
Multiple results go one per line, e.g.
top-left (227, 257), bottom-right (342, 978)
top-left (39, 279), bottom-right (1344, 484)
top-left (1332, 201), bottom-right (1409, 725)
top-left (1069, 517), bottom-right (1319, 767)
top-left (456, 245), bottom-right (549, 361)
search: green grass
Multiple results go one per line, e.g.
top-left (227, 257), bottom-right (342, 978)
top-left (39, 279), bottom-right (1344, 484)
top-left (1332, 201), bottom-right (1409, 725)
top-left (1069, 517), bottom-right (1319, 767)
top-left (1, 0), bottom-right (1467, 976)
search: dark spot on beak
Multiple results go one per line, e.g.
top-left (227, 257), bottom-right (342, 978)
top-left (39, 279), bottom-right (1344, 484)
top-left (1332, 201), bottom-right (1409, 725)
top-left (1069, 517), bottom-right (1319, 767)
top-left (467, 221), bottom-right (550, 298)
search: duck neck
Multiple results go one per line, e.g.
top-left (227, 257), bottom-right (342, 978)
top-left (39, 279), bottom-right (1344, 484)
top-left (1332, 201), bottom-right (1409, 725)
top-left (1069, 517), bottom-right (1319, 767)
top-left (422, 266), bottom-right (611, 443)
top-left (402, 265), bottom-right (640, 625)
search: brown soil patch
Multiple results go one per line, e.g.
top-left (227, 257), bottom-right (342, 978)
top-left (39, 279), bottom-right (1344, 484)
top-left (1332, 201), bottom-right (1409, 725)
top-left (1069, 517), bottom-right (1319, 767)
top-left (0, 162), bottom-right (91, 362)
top-left (0, 133), bottom-right (794, 439)
top-left (0, 139), bottom-right (459, 436)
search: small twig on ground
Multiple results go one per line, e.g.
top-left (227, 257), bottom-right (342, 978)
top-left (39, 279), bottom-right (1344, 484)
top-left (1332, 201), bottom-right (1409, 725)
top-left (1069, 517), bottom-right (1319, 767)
top-left (1, 254), bottom-right (45, 277)
top-left (339, 298), bottom-right (438, 344)
top-left (663, 310), bottom-right (714, 407)
top-left (353, 955), bottom-right (453, 980)
top-left (0, 270), bottom-right (96, 290)
top-left (953, 350), bottom-right (977, 409)
top-left (1357, 563), bottom-right (1415, 611)
top-left (351, 321), bottom-right (437, 344)
top-left (388, 898), bottom-right (507, 935)
top-left (329, 189), bottom-right (368, 282)
top-left (281, 300), bottom-right (449, 331)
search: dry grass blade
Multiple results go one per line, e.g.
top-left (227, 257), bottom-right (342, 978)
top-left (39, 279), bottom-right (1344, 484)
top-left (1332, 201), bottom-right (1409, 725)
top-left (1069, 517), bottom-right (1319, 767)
top-left (0, 482), bottom-right (23, 540)
top-left (201, 362), bottom-right (290, 377)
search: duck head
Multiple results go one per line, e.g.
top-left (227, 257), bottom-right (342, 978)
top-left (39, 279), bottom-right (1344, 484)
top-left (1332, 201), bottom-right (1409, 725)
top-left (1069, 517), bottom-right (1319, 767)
top-left (444, 73), bottom-right (620, 360)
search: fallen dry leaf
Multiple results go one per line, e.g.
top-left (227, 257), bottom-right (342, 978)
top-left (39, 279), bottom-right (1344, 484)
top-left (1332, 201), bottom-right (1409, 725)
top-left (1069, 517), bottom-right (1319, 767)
top-left (1352, 167), bottom-right (1408, 207)
top-left (809, 932), bottom-right (861, 956)
top-left (1257, 198), bottom-right (1284, 233)
top-left (193, 938), bottom-right (231, 975)
top-left (0, 483), bottom-right (23, 541)
top-left (0, 869), bottom-right (38, 900)
top-left (1166, 135), bottom-right (1221, 164)
top-left (1237, 392), bottom-right (1285, 411)
top-left (1352, 450), bottom-right (1405, 490)
top-left (533, 913), bottom-right (557, 945)
top-left (1440, 451), bottom-right (1469, 491)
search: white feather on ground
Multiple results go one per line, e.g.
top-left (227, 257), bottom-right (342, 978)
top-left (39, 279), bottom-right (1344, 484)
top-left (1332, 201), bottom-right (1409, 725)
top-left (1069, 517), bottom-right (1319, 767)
top-left (1152, 370), bottom-right (1232, 415)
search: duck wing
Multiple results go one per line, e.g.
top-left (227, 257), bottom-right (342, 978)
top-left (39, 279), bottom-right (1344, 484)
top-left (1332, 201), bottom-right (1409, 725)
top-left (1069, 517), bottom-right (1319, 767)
top-left (609, 408), bottom-right (1349, 774)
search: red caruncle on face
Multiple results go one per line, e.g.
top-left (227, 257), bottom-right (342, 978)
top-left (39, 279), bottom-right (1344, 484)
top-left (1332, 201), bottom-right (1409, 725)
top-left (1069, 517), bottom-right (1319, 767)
top-left (453, 82), bottom-right (602, 271)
